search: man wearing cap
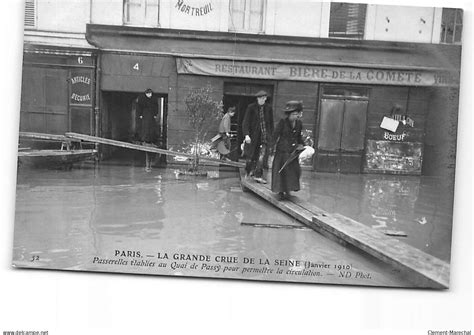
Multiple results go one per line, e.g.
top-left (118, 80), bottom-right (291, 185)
top-left (242, 90), bottom-right (274, 183)
top-left (271, 101), bottom-right (305, 200)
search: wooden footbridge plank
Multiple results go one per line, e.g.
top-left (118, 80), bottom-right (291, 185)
top-left (18, 149), bottom-right (96, 157)
top-left (65, 132), bottom-right (245, 168)
top-left (240, 169), bottom-right (450, 289)
top-left (313, 213), bottom-right (450, 289)
top-left (19, 131), bottom-right (73, 142)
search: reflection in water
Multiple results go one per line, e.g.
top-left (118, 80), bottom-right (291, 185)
top-left (298, 172), bottom-right (454, 262)
top-left (13, 163), bottom-right (416, 287)
top-left (364, 178), bottom-right (420, 229)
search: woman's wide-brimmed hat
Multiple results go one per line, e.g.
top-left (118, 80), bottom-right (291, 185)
top-left (283, 101), bottom-right (303, 114)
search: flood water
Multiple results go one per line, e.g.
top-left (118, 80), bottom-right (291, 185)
top-left (13, 162), bottom-right (422, 287)
top-left (294, 171), bottom-right (455, 262)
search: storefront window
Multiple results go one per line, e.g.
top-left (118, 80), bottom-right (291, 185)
top-left (440, 8), bottom-right (463, 44)
top-left (329, 2), bottom-right (366, 39)
top-left (322, 86), bottom-right (369, 99)
top-left (24, 0), bottom-right (36, 29)
top-left (123, 0), bottom-right (160, 27)
top-left (229, 0), bottom-right (265, 33)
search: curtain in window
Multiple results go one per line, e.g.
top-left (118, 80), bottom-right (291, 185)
top-left (229, 0), bottom-right (264, 33)
top-left (230, 0), bottom-right (245, 31)
top-left (124, 0), bottom-right (159, 27)
top-left (144, 0), bottom-right (159, 27)
top-left (248, 0), bottom-right (264, 32)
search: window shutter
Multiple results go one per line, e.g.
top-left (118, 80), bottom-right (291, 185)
top-left (329, 3), bottom-right (366, 39)
top-left (440, 8), bottom-right (463, 44)
top-left (24, 0), bottom-right (36, 28)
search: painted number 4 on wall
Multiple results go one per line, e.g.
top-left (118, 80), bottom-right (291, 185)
top-left (133, 63), bottom-right (140, 71)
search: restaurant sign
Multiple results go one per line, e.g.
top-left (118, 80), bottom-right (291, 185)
top-left (177, 58), bottom-right (459, 87)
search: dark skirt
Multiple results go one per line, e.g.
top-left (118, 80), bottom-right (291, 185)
top-left (271, 151), bottom-right (301, 193)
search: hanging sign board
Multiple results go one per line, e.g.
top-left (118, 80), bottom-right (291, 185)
top-left (177, 58), bottom-right (459, 87)
top-left (69, 70), bottom-right (93, 106)
top-left (364, 140), bottom-right (423, 175)
top-left (380, 117), bottom-right (400, 132)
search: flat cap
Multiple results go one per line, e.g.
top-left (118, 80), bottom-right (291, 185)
top-left (255, 90), bottom-right (268, 97)
top-left (283, 101), bottom-right (303, 113)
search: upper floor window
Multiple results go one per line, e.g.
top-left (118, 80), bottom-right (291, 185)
top-left (440, 8), bottom-right (463, 44)
top-left (24, 0), bottom-right (36, 29)
top-left (229, 0), bottom-right (265, 33)
top-left (123, 0), bottom-right (160, 27)
top-left (329, 3), bottom-right (367, 39)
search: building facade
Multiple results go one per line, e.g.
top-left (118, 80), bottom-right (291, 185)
top-left (21, 0), bottom-right (462, 175)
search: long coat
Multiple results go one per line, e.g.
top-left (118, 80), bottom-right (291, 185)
top-left (218, 113), bottom-right (232, 134)
top-left (136, 94), bottom-right (159, 143)
top-left (271, 117), bottom-right (304, 193)
top-left (242, 102), bottom-right (274, 158)
top-left (217, 113), bottom-right (232, 154)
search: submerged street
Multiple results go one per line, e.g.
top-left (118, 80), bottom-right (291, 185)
top-left (13, 161), bottom-right (454, 287)
top-left (294, 170), bottom-right (454, 263)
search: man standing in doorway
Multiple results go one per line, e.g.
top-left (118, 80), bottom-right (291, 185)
top-left (242, 90), bottom-right (274, 183)
top-left (136, 88), bottom-right (161, 172)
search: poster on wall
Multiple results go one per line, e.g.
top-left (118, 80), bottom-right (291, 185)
top-left (12, 0), bottom-right (463, 290)
top-left (364, 140), bottom-right (423, 174)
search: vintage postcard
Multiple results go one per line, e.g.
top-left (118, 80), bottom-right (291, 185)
top-left (13, 0), bottom-right (463, 289)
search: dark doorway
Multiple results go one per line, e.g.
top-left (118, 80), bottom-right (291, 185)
top-left (222, 95), bottom-right (253, 160)
top-left (101, 91), bottom-right (167, 164)
top-left (315, 86), bottom-right (368, 173)
top-left (223, 83), bottom-right (274, 160)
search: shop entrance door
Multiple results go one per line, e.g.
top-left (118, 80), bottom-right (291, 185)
top-left (315, 91), bottom-right (368, 173)
top-left (101, 91), bottom-right (167, 162)
top-left (130, 94), bottom-right (167, 148)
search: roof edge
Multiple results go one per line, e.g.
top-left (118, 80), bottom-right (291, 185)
top-left (86, 24), bottom-right (461, 53)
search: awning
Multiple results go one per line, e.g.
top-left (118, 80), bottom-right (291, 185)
top-left (24, 45), bottom-right (94, 57)
top-left (24, 31), bottom-right (97, 53)
top-left (86, 24), bottom-right (461, 71)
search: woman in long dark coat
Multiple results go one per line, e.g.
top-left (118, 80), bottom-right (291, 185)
top-left (271, 101), bottom-right (305, 200)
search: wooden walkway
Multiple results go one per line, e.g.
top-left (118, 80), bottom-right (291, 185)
top-left (19, 131), bottom-right (74, 142)
top-left (18, 149), bottom-right (96, 158)
top-left (66, 132), bottom-right (245, 169)
top-left (240, 169), bottom-right (450, 289)
top-left (19, 131), bottom-right (93, 150)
